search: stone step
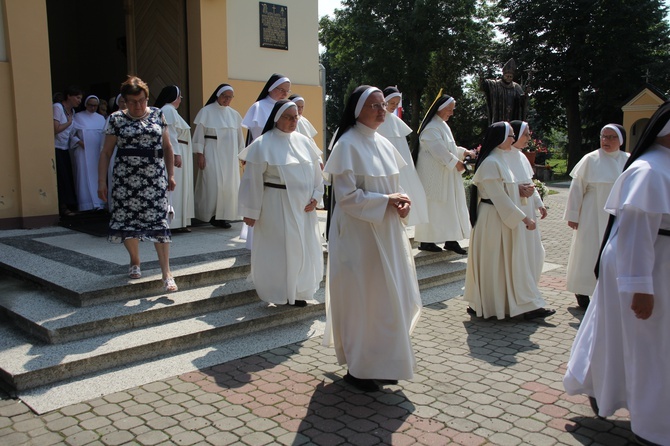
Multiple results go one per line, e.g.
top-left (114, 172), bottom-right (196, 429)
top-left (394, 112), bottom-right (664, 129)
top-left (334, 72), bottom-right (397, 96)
top-left (0, 239), bottom-right (462, 308)
top-left (0, 246), bottom-right (467, 393)
top-left (0, 247), bottom-right (465, 345)
top-left (0, 295), bottom-right (326, 392)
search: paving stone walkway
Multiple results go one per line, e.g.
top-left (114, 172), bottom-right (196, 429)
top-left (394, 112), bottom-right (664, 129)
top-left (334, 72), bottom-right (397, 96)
top-left (0, 186), bottom-right (637, 445)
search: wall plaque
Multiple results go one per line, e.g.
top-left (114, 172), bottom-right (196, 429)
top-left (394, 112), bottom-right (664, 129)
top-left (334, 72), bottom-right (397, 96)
top-left (259, 2), bottom-right (288, 50)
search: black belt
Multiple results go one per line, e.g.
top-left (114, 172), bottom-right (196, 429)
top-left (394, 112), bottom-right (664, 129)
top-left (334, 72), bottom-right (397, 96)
top-left (660, 229), bottom-right (670, 237)
top-left (204, 135), bottom-right (217, 140)
top-left (177, 139), bottom-right (188, 145)
top-left (117, 149), bottom-right (163, 158)
top-left (480, 198), bottom-right (493, 205)
top-left (264, 182), bottom-right (287, 189)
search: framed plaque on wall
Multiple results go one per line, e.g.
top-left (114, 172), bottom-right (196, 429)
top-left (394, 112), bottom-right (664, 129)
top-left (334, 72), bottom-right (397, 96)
top-left (259, 2), bottom-right (288, 50)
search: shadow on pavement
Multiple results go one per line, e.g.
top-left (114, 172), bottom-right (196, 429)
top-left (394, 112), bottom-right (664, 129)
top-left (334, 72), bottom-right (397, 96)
top-left (294, 378), bottom-right (414, 445)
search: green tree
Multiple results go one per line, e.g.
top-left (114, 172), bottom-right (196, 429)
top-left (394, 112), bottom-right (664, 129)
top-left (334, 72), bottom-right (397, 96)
top-left (319, 0), bottom-right (497, 149)
top-left (499, 0), bottom-right (670, 170)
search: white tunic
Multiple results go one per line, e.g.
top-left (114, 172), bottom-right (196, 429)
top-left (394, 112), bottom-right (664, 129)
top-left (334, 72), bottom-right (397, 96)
top-left (241, 97), bottom-right (277, 246)
top-left (296, 115), bottom-right (318, 139)
top-left (162, 104), bottom-right (195, 228)
top-left (73, 110), bottom-right (106, 211)
top-left (295, 116), bottom-right (325, 163)
top-left (238, 129), bottom-right (324, 305)
top-left (322, 124), bottom-right (422, 380)
top-left (464, 148), bottom-right (546, 319)
top-left (242, 97), bottom-right (276, 142)
top-left (504, 148), bottom-right (545, 283)
top-left (564, 149), bottom-right (629, 295)
top-left (564, 145), bottom-right (670, 445)
top-left (192, 103), bottom-right (244, 221)
top-left (414, 116), bottom-right (471, 241)
top-left (377, 112), bottom-right (429, 226)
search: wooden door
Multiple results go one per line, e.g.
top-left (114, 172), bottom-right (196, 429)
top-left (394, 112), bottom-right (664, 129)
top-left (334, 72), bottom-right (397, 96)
top-left (126, 0), bottom-right (190, 121)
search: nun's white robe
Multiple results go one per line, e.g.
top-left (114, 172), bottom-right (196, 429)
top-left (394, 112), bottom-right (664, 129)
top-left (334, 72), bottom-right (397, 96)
top-left (73, 111), bottom-right (106, 211)
top-left (241, 97), bottom-right (277, 247)
top-left (564, 145), bottom-right (670, 445)
top-left (242, 96), bottom-right (276, 142)
top-left (564, 148), bottom-right (629, 296)
top-left (504, 148), bottom-right (545, 283)
top-left (464, 148), bottom-right (546, 319)
top-left (192, 103), bottom-right (244, 222)
top-left (161, 104), bottom-right (195, 229)
top-left (414, 116), bottom-right (470, 242)
top-left (323, 124), bottom-right (422, 380)
top-left (238, 129), bottom-right (324, 305)
top-left (377, 112), bottom-right (429, 226)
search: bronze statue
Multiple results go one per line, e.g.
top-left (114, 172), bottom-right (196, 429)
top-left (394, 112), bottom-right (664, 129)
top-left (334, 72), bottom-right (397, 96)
top-left (481, 58), bottom-right (528, 124)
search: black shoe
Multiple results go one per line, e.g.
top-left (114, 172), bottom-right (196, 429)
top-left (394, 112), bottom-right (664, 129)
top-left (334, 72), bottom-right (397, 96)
top-left (523, 308), bottom-right (556, 320)
top-left (444, 241), bottom-right (467, 255)
top-left (418, 242), bottom-right (442, 252)
top-left (466, 306), bottom-right (477, 315)
top-left (291, 300), bottom-right (308, 307)
top-left (211, 218), bottom-right (232, 229)
top-left (376, 379), bottom-right (398, 385)
top-left (576, 294), bottom-right (590, 309)
top-left (343, 372), bottom-right (380, 392)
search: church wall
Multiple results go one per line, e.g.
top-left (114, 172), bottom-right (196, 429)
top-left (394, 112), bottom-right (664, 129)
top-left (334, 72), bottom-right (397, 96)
top-left (0, 0), bottom-right (57, 228)
top-left (0, 0), bottom-right (324, 228)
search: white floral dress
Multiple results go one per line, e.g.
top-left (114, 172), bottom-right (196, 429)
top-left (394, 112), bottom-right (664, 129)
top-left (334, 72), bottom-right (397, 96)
top-left (105, 107), bottom-right (171, 243)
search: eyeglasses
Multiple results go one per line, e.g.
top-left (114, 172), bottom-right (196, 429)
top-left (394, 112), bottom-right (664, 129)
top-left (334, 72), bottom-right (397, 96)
top-left (280, 114), bottom-right (299, 122)
top-left (508, 134), bottom-right (516, 138)
top-left (126, 98), bottom-right (147, 106)
top-left (86, 103), bottom-right (99, 107)
top-left (221, 95), bottom-right (234, 100)
top-left (601, 134), bottom-right (619, 141)
top-left (275, 87), bottom-right (291, 95)
top-left (368, 102), bottom-right (388, 111)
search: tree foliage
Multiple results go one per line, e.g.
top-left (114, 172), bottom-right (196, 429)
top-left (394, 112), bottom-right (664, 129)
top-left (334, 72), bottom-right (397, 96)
top-left (499, 0), bottom-right (670, 170)
top-left (319, 0), bottom-right (498, 149)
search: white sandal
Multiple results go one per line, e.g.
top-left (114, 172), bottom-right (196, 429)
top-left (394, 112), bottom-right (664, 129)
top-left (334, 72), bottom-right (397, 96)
top-left (163, 277), bottom-right (178, 292)
top-left (128, 265), bottom-right (141, 279)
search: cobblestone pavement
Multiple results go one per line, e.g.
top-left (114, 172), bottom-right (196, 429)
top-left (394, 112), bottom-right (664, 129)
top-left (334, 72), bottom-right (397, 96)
top-left (0, 187), bottom-right (637, 446)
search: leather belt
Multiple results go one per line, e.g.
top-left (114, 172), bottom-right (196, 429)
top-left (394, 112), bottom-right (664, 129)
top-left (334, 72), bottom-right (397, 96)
top-left (177, 139), bottom-right (188, 145)
top-left (480, 198), bottom-right (493, 205)
top-left (660, 228), bottom-right (670, 237)
top-left (264, 182), bottom-right (287, 189)
top-left (117, 148), bottom-right (163, 158)
top-left (204, 135), bottom-right (217, 140)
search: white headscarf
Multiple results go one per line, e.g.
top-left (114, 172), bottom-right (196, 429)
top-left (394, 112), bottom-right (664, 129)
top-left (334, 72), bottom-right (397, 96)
top-left (354, 87), bottom-right (381, 118)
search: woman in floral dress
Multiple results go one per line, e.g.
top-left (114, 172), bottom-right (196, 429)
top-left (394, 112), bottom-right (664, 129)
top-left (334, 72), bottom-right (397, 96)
top-left (98, 76), bottom-right (178, 292)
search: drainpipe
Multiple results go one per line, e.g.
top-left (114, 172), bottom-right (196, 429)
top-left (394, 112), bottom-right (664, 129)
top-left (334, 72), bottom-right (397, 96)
top-left (319, 63), bottom-right (327, 155)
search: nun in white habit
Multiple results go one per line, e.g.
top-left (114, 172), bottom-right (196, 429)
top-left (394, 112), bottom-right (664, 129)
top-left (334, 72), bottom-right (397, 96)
top-left (238, 100), bottom-right (323, 307)
top-left (192, 84), bottom-right (244, 227)
top-left (564, 102), bottom-right (670, 446)
top-left (154, 85), bottom-right (195, 230)
top-left (376, 86), bottom-right (429, 226)
top-left (414, 94), bottom-right (475, 254)
top-left (242, 73), bottom-right (291, 144)
top-left (564, 124), bottom-right (629, 308)
top-left (240, 74), bottom-right (292, 246)
top-left (323, 86), bottom-right (422, 392)
top-left (289, 94), bottom-right (319, 143)
top-left (464, 122), bottom-right (555, 320)
top-left (73, 95), bottom-right (106, 211)
top-left (506, 120), bottom-right (547, 284)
